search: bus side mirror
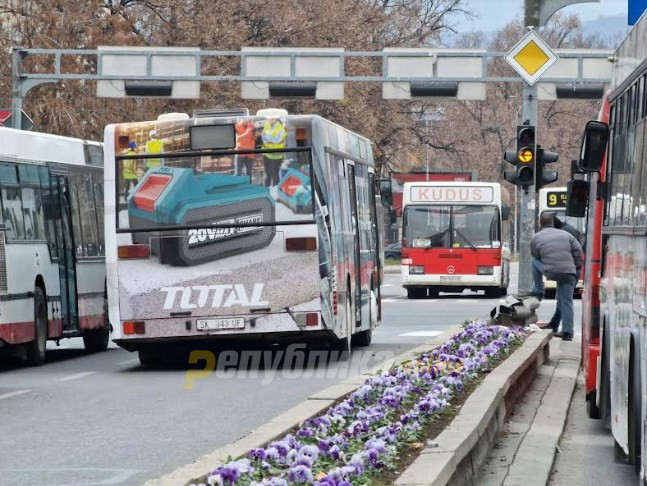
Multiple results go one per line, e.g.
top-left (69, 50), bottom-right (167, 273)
top-left (379, 179), bottom-right (393, 205)
top-left (566, 179), bottom-right (588, 217)
top-left (579, 121), bottom-right (609, 172)
top-left (501, 206), bottom-right (510, 220)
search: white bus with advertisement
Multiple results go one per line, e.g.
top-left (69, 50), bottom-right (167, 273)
top-left (0, 127), bottom-right (108, 365)
top-left (104, 111), bottom-right (383, 365)
top-left (401, 182), bottom-right (512, 299)
top-left (538, 186), bottom-right (586, 298)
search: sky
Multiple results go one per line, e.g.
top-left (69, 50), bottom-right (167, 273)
top-left (455, 0), bottom-right (629, 33)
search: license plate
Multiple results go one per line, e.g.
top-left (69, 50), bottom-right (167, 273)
top-left (440, 276), bottom-right (462, 282)
top-left (196, 317), bottom-right (245, 331)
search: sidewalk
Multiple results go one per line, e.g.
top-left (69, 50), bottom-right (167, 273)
top-left (384, 264), bottom-right (401, 273)
top-left (478, 336), bottom-right (581, 486)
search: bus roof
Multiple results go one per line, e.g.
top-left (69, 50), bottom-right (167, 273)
top-left (0, 126), bottom-right (92, 166)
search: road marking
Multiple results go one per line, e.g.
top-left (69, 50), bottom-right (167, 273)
top-left (0, 389), bottom-right (31, 401)
top-left (382, 298), bottom-right (397, 303)
top-left (399, 331), bottom-right (444, 337)
top-left (57, 371), bottom-right (95, 382)
top-left (381, 284), bottom-right (393, 287)
top-left (117, 358), bottom-right (140, 366)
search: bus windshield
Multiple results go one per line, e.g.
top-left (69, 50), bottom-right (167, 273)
top-left (116, 149), bottom-right (314, 232)
top-left (404, 205), bottom-right (500, 249)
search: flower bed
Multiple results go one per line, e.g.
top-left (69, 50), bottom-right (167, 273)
top-left (193, 321), bottom-right (525, 486)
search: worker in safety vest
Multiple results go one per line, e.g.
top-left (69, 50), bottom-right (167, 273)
top-left (145, 129), bottom-right (163, 168)
top-left (123, 140), bottom-right (140, 201)
top-left (235, 119), bottom-right (256, 177)
top-left (261, 117), bottom-right (286, 187)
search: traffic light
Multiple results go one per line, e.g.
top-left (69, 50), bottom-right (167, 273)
top-left (503, 125), bottom-right (536, 187)
top-left (536, 147), bottom-right (559, 189)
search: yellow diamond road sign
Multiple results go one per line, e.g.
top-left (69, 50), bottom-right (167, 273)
top-left (505, 30), bottom-right (558, 86)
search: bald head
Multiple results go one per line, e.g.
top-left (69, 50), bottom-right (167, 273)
top-left (540, 213), bottom-right (554, 228)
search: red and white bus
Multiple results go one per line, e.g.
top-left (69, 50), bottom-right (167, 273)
top-left (575, 13), bottom-right (647, 478)
top-left (400, 182), bottom-right (512, 299)
top-left (104, 111), bottom-right (383, 365)
top-left (0, 127), bottom-right (109, 365)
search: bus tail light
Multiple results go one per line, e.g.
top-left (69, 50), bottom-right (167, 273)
top-left (306, 313), bottom-right (319, 326)
top-left (285, 237), bottom-right (317, 251)
top-left (123, 321), bottom-right (146, 335)
top-left (477, 266), bottom-right (494, 275)
top-left (410, 266), bottom-right (424, 274)
top-left (118, 244), bottom-right (150, 259)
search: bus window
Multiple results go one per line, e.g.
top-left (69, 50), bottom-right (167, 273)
top-left (76, 172), bottom-right (101, 257)
top-left (67, 174), bottom-right (84, 257)
top-left (454, 205), bottom-right (500, 248)
top-left (404, 206), bottom-right (451, 248)
top-left (93, 174), bottom-right (105, 256)
top-left (18, 165), bottom-right (46, 241)
top-left (0, 163), bottom-right (24, 241)
top-left (39, 166), bottom-right (58, 258)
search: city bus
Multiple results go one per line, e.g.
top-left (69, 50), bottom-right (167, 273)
top-left (575, 13), bottom-right (647, 479)
top-left (400, 182), bottom-right (512, 299)
top-left (0, 127), bottom-right (109, 365)
top-left (538, 186), bottom-right (586, 298)
top-left (103, 111), bottom-right (383, 365)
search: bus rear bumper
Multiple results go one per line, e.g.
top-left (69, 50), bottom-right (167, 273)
top-left (113, 312), bottom-right (326, 350)
top-left (402, 273), bottom-right (502, 288)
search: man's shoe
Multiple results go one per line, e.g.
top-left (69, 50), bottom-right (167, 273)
top-left (555, 332), bottom-right (573, 341)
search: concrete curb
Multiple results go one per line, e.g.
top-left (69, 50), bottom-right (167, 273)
top-left (144, 324), bottom-right (465, 486)
top-left (395, 330), bottom-right (553, 486)
top-left (502, 340), bottom-right (581, 486)
top-left (384, 265), bottom-right (401, 274)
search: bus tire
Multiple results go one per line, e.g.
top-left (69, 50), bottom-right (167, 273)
top-left (500, 286), bottom-right (508, 297)
top-left (628, 345), bottom-right (642, 470)
top-left (83, 327), bottom-right (109, 353)
top-left (407, 288), bottom-right (426, 299)
top-left (599, 322), bottom-right (611, 429)
top-left (333, 290), bottom-right (353, 361)
top-left (428, 288), bottom-right (439, 298)
top-left (26, 287), bottom-right (47, 366)
top-left (353, 329), bottom-right (372, 347)
top-left (484, 287), bottom-right (499, 299)
top-left (545, 288), bottom-right (556, 299)
top-left (138, 347), bottom-right (164, 367)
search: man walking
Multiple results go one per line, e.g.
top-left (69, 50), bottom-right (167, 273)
top-left (530, 213), bottom-right (583, 341)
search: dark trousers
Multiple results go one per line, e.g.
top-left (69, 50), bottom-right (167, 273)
top-left (235, 156), bottom-right (254, 176)
top-left (263, 156), bottom-right (282, 187)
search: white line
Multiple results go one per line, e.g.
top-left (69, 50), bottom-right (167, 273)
top-left (382, 298), bottom-right (397, 303)
top-left (0, 389), bottom-right (31, 401)
top-left (117, 358), bottom-right (140, 366)
top-left (56, 371), bottom-right (95, 382)
top-left (381, 284), bottom-right (393, 288)
top-left (399, 331), bottom-right (444, 337)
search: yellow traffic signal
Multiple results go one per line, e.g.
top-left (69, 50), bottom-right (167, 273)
top-left (518, 148), bottom-right (534, 163)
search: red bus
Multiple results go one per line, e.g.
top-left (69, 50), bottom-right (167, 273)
top-left (400, 182), bottom-right (512, 299)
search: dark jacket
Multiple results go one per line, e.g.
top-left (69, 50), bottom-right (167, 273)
top-left (554, 219), bottom-right (585, 247)
top-left (530, 227), bottom-right (583, 276)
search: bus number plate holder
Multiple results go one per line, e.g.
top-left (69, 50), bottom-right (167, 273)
top-left (196, 317), bottom-right (245, 331)
top-left (440, 276), bottom-right (462, 281)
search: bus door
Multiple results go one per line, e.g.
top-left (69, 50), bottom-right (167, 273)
top-left (347, 163), bottom-right (361, 326)
top-left (54, 175), bottom-right (79, 332)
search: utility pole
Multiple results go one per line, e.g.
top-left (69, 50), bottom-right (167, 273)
top-left (517, 83), bottom-right (538, 296)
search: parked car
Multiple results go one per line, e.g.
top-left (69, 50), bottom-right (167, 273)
top-left (384, 242), bottom-right (402, 259)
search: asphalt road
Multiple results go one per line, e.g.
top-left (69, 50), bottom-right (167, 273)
top-left (0, 263), bottom-right (579, 486)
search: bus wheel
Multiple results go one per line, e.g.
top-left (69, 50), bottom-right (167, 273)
top-left (83, 297), bottom-right (110, 352)
top-left (500, 286), bottom-right (508, 297)
top-left (353, 329), bottom-right (372, 347)
top-left (138, 347), bottom-right (165, 367)
top-left (599, 323), bottom-right (611, 428)
top-left (333, 291), bottom-right (353, 360)
top-left (484, 288), bottom-right (499, 299)
top-left (83, 327), bottom-right (109, 353)
top-left (628, 348), bottom-right (642, 470)
top-left (26, 287), bottom-right (47, 366)
top-left (407, 288), bottom-right (426, 299)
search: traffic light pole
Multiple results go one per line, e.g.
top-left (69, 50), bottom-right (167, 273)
top-left (517, 82), bottom-right (538, 296)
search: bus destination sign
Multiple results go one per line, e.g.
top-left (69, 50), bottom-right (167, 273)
top-left (409, 186), bottom-right (494, 203)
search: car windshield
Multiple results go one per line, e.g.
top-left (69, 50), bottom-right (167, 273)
top-left (404, 205), bottom-right (500, 249)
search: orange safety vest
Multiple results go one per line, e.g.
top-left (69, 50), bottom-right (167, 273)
top-left (236, 121), bottom-right (256, 151)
